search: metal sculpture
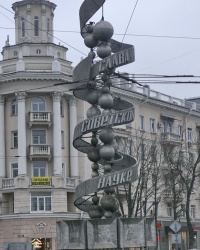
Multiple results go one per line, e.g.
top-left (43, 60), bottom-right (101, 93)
top-left (73, 0), bottom-right (138, 219)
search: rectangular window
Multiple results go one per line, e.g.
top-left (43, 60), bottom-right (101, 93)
top-left (31, 192), bottom-right (51, 212)
top-left (190, 205), bottom-right (196, 218)
top-left (34, 17), bottom-right (39, 36)
top-left (11, 131), bottom-right (18, 148)
top-left (32, 161), bottom-right (46, 177)
top-left (140, 115), bottom-right (145, 130)
top-left (21, 18), bottom-right (25, 38)
top-left (32, 130), bottom-right (46, 144)
top-left (11, 99), bottom-right (18, 115)
top-left (167, 206), bottom-right (174, 217)
top-left (11, 163), bottom-right (18, 178)
top-left (150, 118), bottom-right (156, 133)
top-left (60, 100), bottom-right (64, 116)
top-left (180, 204), bottom-right (186, 217)
top-left (178, 125), bottom-right (183, 138)
top-left (61, 131), bottom-right (64, 148)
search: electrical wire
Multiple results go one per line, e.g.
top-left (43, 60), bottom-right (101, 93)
top-left (121, 0), bottom-right (139, 44)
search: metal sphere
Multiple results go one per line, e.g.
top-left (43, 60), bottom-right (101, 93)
top-left (104, 186), bottom-right (115, 194)
top-left (87, 24), bottom-right (94, 33)
top-left (102, 86), bottom-right (110, 94)
top-left (101, 73), bottom-right (109, 82)
top-left (86, 106), bottom-right (101, 118)
top-left (98, 93), bottom-right (113, 109)
top-left (88, 205), bottom-right (104, 219)
top-left (84, 33), bottom-right (99, 48)
top-left (93, 20), bottom-right (114, 41)
top-left (97, 43), bottom-right (112, 59)
top-left (99, 127), bottom-right (114, 144)
top-left (87, 147), bottom-right (101, 162)
top-left (91, 137), bottom-right (98, 146)
top-left (99, 145), bottom-right (115, 161)
top-left (110, 198), bottom-right (119, 212)
top-left (104, 164), bottom-right (112, 172)
top-left (92, 195), bottom-right (100, 205)
top-left (100, 194), bottom-right (116, 211)
top-left (91, 163), bottom-right (99, 171)
top-left (86, 90), bottom-right (100, 105)
top-left (87, 81), bottom-right (97, 88)
top-left (106, 79), bottom-right (113, 87)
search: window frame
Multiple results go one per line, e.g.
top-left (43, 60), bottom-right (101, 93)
top-left (21, 17), bottom-right (25, 38)
top-left (31, 97), bottom-right (45, 112)
top-left (11, 131), bottom-right (18, 148)
top-left (11, 163), bottom-right (18, 178)
top-left (61, 131), bottom-right (65, 148)
top-left (11, 99), bottom-right (18, 115)
top-left (32, 129), bottom-right (47, 145)
top-left (60, 100), bottom-right (64, 116)
top-left (34, 16), bottom-right (39, 36)
top-left (32, 161), bottom-right (47, 177)
top-left (31, 192), bottom-right (51, 212)
top-left (150, 118), bottom-right (156, 133)
top-left (140, 115), bottom-right (145, 131)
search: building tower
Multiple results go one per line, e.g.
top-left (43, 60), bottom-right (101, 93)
top-left (0, 0), bottom-right (82, 249)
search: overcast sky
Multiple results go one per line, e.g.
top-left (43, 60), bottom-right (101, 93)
top-left (1, 0), bottom-right (200, 100)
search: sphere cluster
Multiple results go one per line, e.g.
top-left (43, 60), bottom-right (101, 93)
top-left (84, 20), bottom-right (114, 59)
top-left (83, 19), bottom-right (120, 219)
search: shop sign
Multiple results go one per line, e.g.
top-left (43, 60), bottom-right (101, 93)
top-left (32, 176), bottom-right (51, 186)
top-left (31, 239), bottom-right (42, 248)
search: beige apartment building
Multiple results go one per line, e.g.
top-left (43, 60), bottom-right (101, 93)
top-left (0, 0), bottom-right (88, 249)
top-left (0, 0), bottom-right (200, 250)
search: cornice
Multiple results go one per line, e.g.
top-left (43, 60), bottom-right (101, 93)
top-left (0, 72), bottom-right (72, 84)
top-left (112, 86), bottom-right (200, 118)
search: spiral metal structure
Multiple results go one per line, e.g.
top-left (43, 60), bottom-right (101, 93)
top-left (73, 0), bottom-right (138, 219)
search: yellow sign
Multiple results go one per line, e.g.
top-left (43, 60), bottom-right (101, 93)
top-left (32, 176), bottom-right (51, 186)
top-left (32, 238), bottom-right (42, 248)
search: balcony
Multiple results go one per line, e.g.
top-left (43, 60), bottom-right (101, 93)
top-left (163, 189), bottom-right (183, 203)
top-left (29, 145), bottom-right (51, 160)
top-left (28, 112), bottom-right (52, 127)
top-left (2, 179), bottom-right (14, 189)
top-left (161, 133), bottom-right (182, 145)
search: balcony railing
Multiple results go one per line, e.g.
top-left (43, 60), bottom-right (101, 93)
top-left (2, 178), bottom-right (14, 189)
top-left (161, 133), bottom-right (182, 144)
top-left (29, 145), bottom-right (51, 160)
top-left (30, 112), bottom-right (51, 122)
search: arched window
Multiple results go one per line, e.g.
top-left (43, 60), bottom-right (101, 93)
top-left (34, 16), bottom-right (39, 36)
top-left (47, 18), bottom-right (50, 33)
top-left (32, 97), bottom-right (45, 111)
top-left (21, 18), bottom-right (25, 37)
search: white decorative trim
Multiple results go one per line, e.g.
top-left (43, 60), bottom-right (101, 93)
top-left (15, 91), bottom-right (27, 100)
top-left (37, 221), bottom-right (47, 228)
top-left (0, 95), bottom-right (5, 103)
top-left (52, 91), bottom-right (63, 101)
